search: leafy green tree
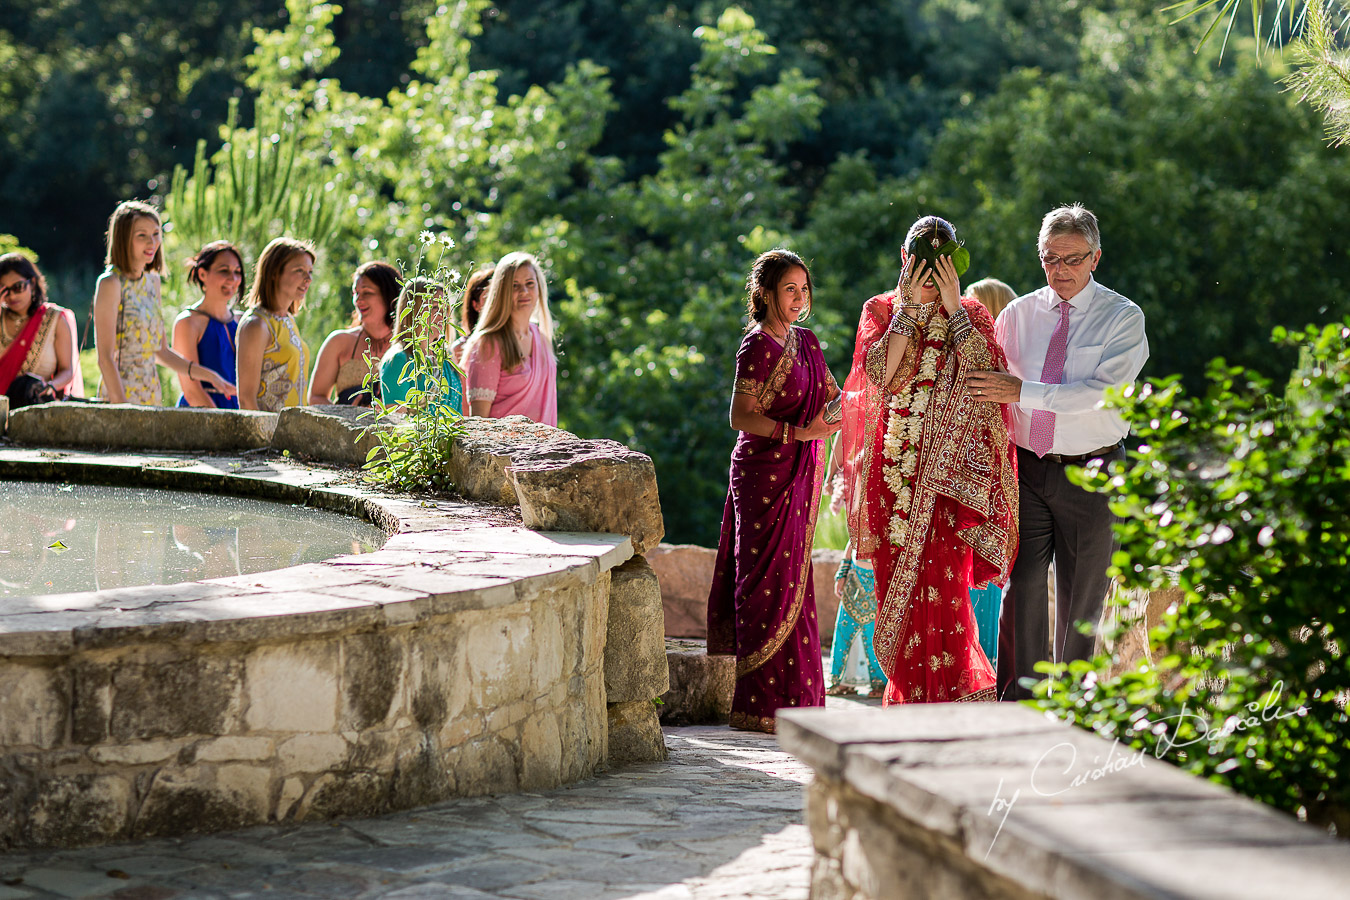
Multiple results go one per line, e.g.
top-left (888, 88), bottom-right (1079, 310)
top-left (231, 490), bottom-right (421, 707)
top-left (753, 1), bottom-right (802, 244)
top-left (1032, 320), bottom-right (1350, 832)
top-left (546, 7), bottom-right (828, 543)
top-left (805, 4), bottom-right (1350, 390)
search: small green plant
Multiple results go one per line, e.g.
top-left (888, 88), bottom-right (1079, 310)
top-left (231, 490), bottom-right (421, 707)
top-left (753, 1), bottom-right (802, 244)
top-left (361, 234), bottom-right (469, 493)
top-left (1032, 319), bottom-right (1350, 833)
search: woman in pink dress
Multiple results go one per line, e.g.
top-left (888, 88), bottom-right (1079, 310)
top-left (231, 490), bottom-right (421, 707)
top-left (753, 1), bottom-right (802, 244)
top-left (463, 251), bottom-right (557, 425)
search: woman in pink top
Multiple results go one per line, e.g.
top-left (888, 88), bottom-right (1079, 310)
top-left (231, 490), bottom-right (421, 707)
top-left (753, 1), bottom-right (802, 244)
top-left (463, 251), bottom-right (558, 425)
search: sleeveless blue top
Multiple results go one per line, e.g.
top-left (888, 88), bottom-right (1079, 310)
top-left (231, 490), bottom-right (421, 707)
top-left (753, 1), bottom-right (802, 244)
top-left (177, 314), bottom-right (239, 409)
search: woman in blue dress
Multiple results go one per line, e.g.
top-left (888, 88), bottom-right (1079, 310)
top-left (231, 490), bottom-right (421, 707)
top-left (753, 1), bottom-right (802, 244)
top-left (172, 240), bottom-right (243, 409)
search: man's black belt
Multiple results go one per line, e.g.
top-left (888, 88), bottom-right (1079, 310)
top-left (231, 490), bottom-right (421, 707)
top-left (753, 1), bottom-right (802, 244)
top-left (1023, 441), bottom-right (1124, 465)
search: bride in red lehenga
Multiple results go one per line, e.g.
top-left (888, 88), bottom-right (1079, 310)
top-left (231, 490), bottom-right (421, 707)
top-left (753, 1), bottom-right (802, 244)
top-left (840, 215), bottom-right (1019, 704)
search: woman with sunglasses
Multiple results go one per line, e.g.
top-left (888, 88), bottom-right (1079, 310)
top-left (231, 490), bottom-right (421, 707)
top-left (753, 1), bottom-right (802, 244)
top-left (0, 252), bottom-right (80, 408)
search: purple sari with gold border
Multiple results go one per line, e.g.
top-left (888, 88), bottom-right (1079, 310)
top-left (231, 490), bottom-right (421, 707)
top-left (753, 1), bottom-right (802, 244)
top-left (707, 325), bottom-right (839, 733)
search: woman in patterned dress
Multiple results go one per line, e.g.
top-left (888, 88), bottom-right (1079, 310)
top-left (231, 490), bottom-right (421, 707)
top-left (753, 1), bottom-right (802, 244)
top-left (236, 237), bottom-right (314, 412)
top-left (706, 249), bottom-right (842, 733)
top-left (839, 216), bottom-right (1019, 705)
top-left (93, 201), bottom-right (235, 404)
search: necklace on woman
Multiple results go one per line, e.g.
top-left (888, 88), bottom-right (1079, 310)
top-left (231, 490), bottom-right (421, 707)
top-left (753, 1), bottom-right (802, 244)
top-left (881, 313), bottom-right (950, 546)
top-left (762, 322), bottom-right (791, 344)
top-left (0, 307), bottom-right (23, 345)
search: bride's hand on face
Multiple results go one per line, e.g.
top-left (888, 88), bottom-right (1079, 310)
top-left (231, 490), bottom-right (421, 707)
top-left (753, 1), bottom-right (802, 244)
top-left (933, 254), bottom-right (962, 314)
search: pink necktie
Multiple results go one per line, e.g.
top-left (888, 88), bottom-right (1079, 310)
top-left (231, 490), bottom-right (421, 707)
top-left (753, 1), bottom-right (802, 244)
top-left (1029, 301), bottom-right (1072, 457)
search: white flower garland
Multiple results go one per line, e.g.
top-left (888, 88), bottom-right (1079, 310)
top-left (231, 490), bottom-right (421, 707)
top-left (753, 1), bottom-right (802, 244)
top-left (881, 309), bottom-right (948, 546)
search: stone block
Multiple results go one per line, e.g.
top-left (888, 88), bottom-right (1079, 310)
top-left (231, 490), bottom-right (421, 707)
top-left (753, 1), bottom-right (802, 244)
top-left (245, 644), bottom-right (339, 733)
top-left (278, 733), bottom-right (350, 774)
top-left (531, 603), bottom-right (565, 695)
top-left (297, 770), bottom-right (391, 821)
top-left (6, 404), bottom-right (276, 451)
top-left (464, 612), bottom-right (533, 709)
top-left (558, 688), bottom-right (604, 784)
top-left (271, 404), bottom-right (393, 466)
top-left (408, 631), bottom-right (468, 730)
top-left (647, 543), bottom-right (717, 639)
top-left (0, 394), bottom-right (7, 434)
top-left (26, 774), bottom-right (133, 847)
top-left (606, 699), bottom-right (667, 765)
top-left (441, 415), bottom-right (560, 504)
top-left (443, 735), bottom-right (519, 796)
top-left (193, 736), bottom-right (275, 763)
top-left (276, 776), bottom-right (305, 820)
top-left (133, 765), bottom-right (270, 839)
top-left (519, 711), bottom-right (564, 791)
top-left (109, 654), bottom-right (243, 741)
top-left (508, 452), bottom-right (664, 556)
top-left (659, 639), bottom-right (733, 726)
top-left (341, 631), bottom-right (406, 730)
top-left (70, 661), bottom-right (113, 744)
top-left (0, 665), bottom-right (68, 749)
top-left (390, 735), bottom-right (452, 808)
top-left (88, 739), bottom-right (181, 765)
top-left (604, 556), bottom-right (670, 703)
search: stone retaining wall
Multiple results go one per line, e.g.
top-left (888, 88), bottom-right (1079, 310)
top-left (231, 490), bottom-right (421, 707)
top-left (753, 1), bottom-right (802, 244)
top-left (0, 410), bottom-right (670, 849)
top-left (779, 705), bottom-right (1350, 900)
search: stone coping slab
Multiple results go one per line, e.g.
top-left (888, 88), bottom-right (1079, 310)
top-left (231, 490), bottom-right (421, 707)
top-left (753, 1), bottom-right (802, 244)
top-left (0, 446), bottom-right (632, 658)
top-left (778, 706), bottom-right (1350, 900)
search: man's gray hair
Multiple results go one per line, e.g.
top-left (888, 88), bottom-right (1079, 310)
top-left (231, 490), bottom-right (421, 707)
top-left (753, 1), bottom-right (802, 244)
top-left (1038, 204), bottom-right (1101, 252)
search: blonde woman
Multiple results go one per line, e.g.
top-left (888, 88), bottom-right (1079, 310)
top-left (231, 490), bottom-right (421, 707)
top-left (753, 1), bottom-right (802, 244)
top-left (236, 238), bottom-right (314, 412)
top-left (463, 252), bottom-right (557, 425)
top-left (968, 277), bottom-right (1016, 320)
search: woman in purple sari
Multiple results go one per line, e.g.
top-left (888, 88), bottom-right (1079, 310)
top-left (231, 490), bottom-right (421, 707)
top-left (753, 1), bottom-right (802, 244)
top-left (707, 249), bottom-right (842, 733)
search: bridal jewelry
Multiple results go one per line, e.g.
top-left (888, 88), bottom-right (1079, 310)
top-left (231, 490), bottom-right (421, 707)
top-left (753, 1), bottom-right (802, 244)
top-left (880, 312), bottom-right (950, 546)
top-left (0, 308), bottom-right (22, 345)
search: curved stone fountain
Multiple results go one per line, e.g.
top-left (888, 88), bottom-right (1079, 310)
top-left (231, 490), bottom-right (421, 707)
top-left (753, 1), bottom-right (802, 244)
top-left (0, 403), bottom-right (668, 849)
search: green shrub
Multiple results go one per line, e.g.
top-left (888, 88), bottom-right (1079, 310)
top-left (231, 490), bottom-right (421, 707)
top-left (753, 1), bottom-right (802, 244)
top-left (1032, 319), bottom-right (1350, 834)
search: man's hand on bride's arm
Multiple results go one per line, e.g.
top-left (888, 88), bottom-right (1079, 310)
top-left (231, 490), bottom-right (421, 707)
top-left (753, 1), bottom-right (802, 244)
top-left (964, 371), bottom-right (1021, 403)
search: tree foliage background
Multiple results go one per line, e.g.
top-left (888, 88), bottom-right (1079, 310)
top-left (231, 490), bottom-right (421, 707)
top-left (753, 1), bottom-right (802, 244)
top-left (1, 0), bottom-right (1347, 542)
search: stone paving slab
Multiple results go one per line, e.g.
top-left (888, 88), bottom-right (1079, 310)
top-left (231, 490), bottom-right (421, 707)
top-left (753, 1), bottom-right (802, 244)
top-left (0, 714), bottom-right (874, 899)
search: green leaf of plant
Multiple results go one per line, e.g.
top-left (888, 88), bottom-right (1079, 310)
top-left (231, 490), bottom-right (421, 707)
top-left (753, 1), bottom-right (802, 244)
top-left (952, 246), bottom-right (971, 278)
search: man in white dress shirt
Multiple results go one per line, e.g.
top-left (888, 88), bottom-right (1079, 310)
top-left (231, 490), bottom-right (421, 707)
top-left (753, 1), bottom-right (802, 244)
top-left (965, 204), bottom-right (1149, 700)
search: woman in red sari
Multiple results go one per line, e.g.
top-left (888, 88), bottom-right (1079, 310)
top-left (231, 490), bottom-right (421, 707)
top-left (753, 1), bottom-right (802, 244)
top-left (840, 216), bottom-right (1019, 705)
top-left (0, 253), bottom-right (80, 408)
top-left (708, 249), bottom-right (842, 733)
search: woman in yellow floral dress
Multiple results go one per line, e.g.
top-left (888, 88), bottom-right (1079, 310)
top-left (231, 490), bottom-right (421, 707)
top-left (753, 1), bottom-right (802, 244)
top-left (236, 237), bottom-right (314, 411)
top-left (93, 201), bottom-right (235, 404)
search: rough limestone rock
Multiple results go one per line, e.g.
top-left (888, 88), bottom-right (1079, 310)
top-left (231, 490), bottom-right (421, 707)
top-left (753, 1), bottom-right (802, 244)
top-left (648, 543), bottom-right (844, 647)
top-left (0, 395), bottom-right (8, 435)
top-left (6, 403), bottom-right (276, 451)
top-left (605, 556), bottom-right (670, 703)
top-left (659, 638), bottom-right (734, 726)
top-left (441, 416), bottom-right (664, 553)
top-left (606, 699), bottom-right (667, 765)
top-left (444, 416), bottom-right (559, 505)
top-left (271, 405), bottom-right (393, 466)
top-left (648, 543), bottom-right (718, 639)
top-left (509, 459), bottom-right (663, 556)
